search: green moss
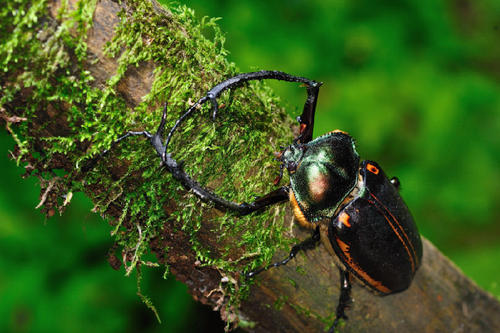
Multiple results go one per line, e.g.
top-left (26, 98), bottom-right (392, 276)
top-left (287, 301), bottom-right (334, 332)
top-left (0, 0), bottom-right (295, 323)
top-left (273, 295), bottom-right (288, 311)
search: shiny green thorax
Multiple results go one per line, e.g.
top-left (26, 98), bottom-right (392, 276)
top-left (283, 132), bottom-right (360, 222)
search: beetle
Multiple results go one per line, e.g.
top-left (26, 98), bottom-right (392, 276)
top-left (88, 71), bottom-right (422, 332)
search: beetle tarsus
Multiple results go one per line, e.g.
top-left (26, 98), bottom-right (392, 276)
top-left (206, 92), bottom-right (219, 120)
top-left (80, 130), bottom-right (153, 173)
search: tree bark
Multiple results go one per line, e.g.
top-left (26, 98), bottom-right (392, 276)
top-left (1, 0), bottom-right (499, 332)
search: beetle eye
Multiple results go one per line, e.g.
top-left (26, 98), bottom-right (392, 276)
top-left (367, 163), bottom-right (379, 175)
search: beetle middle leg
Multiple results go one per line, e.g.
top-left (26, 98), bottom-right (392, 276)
top-left (246, 226), bottom-right (321, 278)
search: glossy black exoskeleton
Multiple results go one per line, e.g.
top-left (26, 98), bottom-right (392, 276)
top-left (89, 71), bottom-right (422, 332)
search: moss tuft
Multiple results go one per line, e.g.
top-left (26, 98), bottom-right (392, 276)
top-left (0, 0), bottom-right (296, 324)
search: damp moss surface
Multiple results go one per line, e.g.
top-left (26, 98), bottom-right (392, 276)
top-left (0, 0), bottom-right (297, 321)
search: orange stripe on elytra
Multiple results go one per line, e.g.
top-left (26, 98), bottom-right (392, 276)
top-left (336, 237), bottom-right (391, 294)
top-left (370, 192), bottom-right (420, 268)
top-left (377, 195), bottom-right (420, 268)
top-left (366, 163), bottom-right (379, 175)
top-left (368, 193), bottom-right (418, 272)
top-left (339, 211), bottom-right (351, 228)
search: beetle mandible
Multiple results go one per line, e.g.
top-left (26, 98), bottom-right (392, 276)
top-left (89, 71), bottom-right (423, 332)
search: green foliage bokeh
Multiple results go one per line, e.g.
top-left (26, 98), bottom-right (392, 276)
top-left (0, 0), bottom-right (498, 332)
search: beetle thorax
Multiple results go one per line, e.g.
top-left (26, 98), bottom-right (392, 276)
top-left (285, 132), bottom-right (360, 223)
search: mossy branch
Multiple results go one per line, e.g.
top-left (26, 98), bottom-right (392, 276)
top-left (1, 0), bottom-right (499, 332)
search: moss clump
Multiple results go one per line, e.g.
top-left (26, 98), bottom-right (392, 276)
top-left (1, 0), bottom-right (296, 324)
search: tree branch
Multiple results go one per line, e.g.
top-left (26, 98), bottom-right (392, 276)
top-left (1, 0), bottom-right (499, 332)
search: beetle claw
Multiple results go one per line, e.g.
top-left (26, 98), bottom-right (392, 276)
top-left (207, 92), bottom-right (219, 120)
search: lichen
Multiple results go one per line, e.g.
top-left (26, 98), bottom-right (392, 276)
top-left (0, 0), bottom-right (296, 325)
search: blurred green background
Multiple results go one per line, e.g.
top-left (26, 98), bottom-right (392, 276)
top-left (1, 0), bottom-right (499, 332)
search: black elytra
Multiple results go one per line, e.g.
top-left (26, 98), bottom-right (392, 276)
top-left (330, 160), bottom-right (422, 295)
top-left (86, 71), bottom-right (423, 332)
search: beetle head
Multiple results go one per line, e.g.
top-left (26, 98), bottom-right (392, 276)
top-left (274, 142), bottom-right (306, 185)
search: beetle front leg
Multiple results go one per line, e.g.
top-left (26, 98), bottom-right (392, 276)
top-left (204, 70), bottom-right (321, 121)
top-left (296, 83), bottom-right (320, 144)
top-left (246, 226), bottom-right (321, 278)
top-left (81, 103), bottom-right (171, 172)
top-left (237, 186), bottom-right (290, 215)
top-left (162, 161), bottom-right (290, 215)
top-left (164, 70), bottom-right (321, 149)
top-left (159, 71), bottom-right (321, 216)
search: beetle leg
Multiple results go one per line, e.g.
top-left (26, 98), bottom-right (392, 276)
top-left (103, 130), bottom-right (154, 157)
top-left (296, 82), bottom-right (321, 144)
top-left (329, 268), bottom-right (352, 333)
top-left (159, 102), bottom-right (290, 214)
top-left (163, 96), bottom-right (209, 150)
top-left (160, 71), bottom-right (321, 215)
top-left (164, 70), bottom-right (321, 150)
top-left (159, 150), bottom-right (291, 214)
top-left (246, 226), bottom-right (321, 278)
top-left (81, 130), bottom-right (153, 172)
top-left (205, 70), bottom-right (321, 121)
top-left (237, 186), bottom-right (290, 215)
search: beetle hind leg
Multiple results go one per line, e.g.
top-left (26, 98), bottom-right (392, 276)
top-left (328, 268), bottom-right (352, 333)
